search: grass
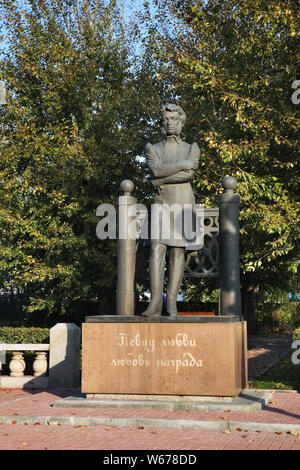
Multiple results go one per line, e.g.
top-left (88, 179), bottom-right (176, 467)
top-left (249, 352), bottom-right (300, 390)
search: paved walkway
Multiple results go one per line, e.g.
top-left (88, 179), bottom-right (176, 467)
top-left (0, 334), bottom-right (298, 450)
top-left (247, 334), bottom-right (292, 380)
top-left (0, 421), bottom-right (299, 451)
top-left (0, 388), bottom-right (299, 450)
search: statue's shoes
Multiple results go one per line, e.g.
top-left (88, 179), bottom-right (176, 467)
top-left (167, 313), bottom-right (177, 318)
top-left (140, 311), bottom-right (161, 317)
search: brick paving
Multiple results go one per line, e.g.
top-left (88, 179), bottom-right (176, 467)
top-left (0, 334), bottom-right (298, 450)
top-left (0, 389), bottom-right (299, 424)
top-left (0, 389), bottom-right (35, 403)
top-left (0, 422), bottom-right (299, 450)
top-left (0, 388), bottom-right (298, 450)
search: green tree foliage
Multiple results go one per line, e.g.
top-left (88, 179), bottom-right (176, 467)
top-left (139, 0), bottom-right (299, 330)
top-left (0, 0), bottom-right (299, 331)
top-left (0, 0), bottom-right (149, 323)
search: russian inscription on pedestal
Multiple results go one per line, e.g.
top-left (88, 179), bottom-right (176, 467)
top-left (82, 321), bottom-right (247, 397)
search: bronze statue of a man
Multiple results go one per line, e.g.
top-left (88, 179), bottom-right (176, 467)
top-left (142, 103), bottom-right (200, 317)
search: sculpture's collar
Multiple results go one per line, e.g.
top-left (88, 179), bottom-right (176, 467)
top-left (163, 135), bottom-right (182, 144)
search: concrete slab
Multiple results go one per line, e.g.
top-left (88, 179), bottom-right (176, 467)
top-left (53, 389), bottom-right (273, 413)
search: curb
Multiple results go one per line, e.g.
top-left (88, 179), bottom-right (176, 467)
top-left (0, 414), bottom-right (299, 434)
top-left (0, 414), bottom-right (227, 430)
top-left (228, 420), bottom-right (300, 434)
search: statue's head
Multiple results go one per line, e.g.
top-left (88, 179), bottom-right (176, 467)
top-left (160, 103), bottom-right (186, 137)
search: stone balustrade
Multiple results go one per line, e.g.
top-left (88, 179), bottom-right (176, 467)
top-left (2, 344), bottom-right (49, 377)
top-left (0, 344), bottom-right (50, 388)
top-left (0, 323), bottom-right (81, 389)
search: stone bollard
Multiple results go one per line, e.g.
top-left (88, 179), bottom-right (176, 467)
top-left (49, 323), bottom-right (81, 388)
top-left (219, 176), bottom-right (242, 317)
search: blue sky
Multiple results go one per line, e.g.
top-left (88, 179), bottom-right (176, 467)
top-left (0, 0), bottom-right (157, 54)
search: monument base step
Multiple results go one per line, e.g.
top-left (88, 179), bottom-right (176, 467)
top-left (86, 393), bottom-right (235, 402)
top-left (53, 389), bottom-right (273, 413)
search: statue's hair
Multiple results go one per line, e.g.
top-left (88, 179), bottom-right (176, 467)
top-left (160, 103), bottom-right (186, 126)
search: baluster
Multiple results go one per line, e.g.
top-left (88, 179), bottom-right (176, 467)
top-left (9, 352), bottom-right (26, 377)
top-left (33, 351), bottom-right (48, 376)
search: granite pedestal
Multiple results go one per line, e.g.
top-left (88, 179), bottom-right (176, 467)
top-left (82, 316), bottom-right (247, 397)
